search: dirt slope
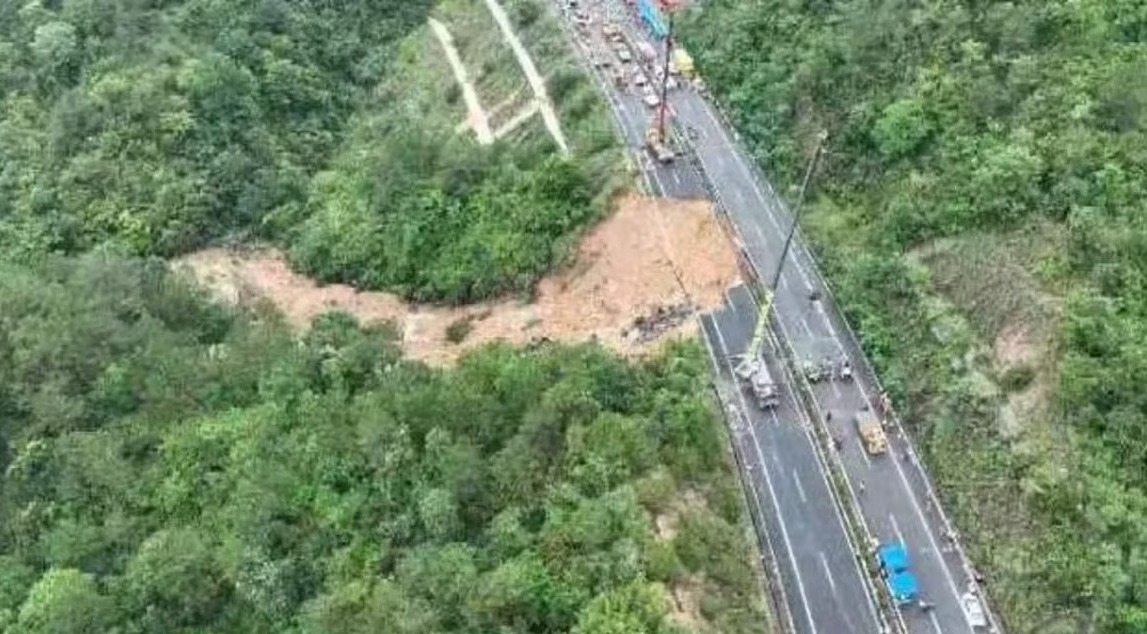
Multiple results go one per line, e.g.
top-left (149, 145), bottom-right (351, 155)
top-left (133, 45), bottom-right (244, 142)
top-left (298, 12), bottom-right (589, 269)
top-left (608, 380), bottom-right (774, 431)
top-left (179, 195), bottom-right (739, 366)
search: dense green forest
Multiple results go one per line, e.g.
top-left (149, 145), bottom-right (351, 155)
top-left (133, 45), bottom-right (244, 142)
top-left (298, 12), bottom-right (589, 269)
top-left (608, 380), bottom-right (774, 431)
top-left (285, 0), bottom-right (621, 302)
top-left (683, 1), bottom-right (1147, 632)
top-left (0, 254), bottom-right (767, 634)
top-left (0, 0), bottom-right (618, 303)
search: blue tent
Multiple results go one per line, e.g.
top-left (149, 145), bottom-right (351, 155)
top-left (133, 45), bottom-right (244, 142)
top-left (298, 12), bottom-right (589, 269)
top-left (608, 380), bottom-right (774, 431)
top-left (877, 543), bottom-right (911, 573)
top-left (887, 570), bottom-right (920, 605)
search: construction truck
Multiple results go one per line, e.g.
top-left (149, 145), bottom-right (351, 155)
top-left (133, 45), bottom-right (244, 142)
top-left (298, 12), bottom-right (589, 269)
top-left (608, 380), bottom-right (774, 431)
top-left (853, 410), bottom-right (887, 455)
top-left (672, 47), bottom-right (695, 78)
top-left (732, 302), bottom-right (781, 410)
top-left (644, 125), bottom-right (674, 164)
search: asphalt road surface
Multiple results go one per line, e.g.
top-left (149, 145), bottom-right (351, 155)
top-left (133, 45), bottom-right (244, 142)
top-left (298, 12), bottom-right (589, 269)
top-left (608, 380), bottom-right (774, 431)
top-left (553, 2), bottom-right (1001, 633)
top-left (552, 2), bottom-right (706, 199)
top-left (593, 4), bottom-right (999, 634)
top-left (701, 284), bottom-right (882, 634)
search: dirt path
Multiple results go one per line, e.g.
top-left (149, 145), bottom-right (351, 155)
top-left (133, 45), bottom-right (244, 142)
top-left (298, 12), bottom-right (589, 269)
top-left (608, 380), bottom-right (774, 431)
top-left (179, 195), bottom-right (738, 367)
top-left (483, 0), bottom-right (571, 155)
top-left (494, 100), bottom-right (540, 138)
top-left (429, 17), bottom-right (494, 144)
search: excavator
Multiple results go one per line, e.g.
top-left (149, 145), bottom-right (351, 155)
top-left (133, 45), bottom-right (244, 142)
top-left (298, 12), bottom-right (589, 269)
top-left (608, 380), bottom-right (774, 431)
top-left (731, 290), bottom-right (780, 409)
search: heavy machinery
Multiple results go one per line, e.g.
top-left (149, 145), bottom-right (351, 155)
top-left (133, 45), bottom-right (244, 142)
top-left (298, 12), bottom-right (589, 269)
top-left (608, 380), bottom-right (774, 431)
top-left (672, 47), bottom-right (694, 78)
top-left (644, 123), bottom-right (674, 164)
top-left (732, 301), bottom-right (781, 410)
top-left (853, 409), bottom-right (888, 455)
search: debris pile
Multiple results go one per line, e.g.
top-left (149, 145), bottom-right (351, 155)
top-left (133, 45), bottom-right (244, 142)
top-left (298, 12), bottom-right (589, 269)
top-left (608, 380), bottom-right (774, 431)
top-left (178, 195), bottom-right (739, 366)
top-left (625, 302), bottom-right (696, 343)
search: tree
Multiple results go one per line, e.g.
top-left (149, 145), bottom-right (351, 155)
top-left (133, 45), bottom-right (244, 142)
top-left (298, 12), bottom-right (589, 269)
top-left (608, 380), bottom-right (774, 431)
top-left (571, 581), bottom-right (677, 634)
top-left (122, 528), bottom-right (230, 630)
top-left (13, 568), bottom-right (113, 634)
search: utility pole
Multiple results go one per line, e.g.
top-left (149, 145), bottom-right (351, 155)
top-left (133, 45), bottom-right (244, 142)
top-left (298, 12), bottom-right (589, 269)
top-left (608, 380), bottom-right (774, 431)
top-left (768, 130), bottom-right (829, 293)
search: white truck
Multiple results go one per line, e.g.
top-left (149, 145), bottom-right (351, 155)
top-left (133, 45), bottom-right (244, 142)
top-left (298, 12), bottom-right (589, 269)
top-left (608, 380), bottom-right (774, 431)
top-left (733, 310), bottom-right (781, 410)
top-left (736, 358), bottom-right (780, 410)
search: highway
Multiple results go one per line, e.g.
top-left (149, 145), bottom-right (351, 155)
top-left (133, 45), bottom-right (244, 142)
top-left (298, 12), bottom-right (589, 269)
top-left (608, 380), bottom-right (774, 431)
top-left (554, 3), bottom-right (884, 633)
top-left (701, 284), bottom-right (881, 634)
top-left (553, 1), bottom-right (1000, 633)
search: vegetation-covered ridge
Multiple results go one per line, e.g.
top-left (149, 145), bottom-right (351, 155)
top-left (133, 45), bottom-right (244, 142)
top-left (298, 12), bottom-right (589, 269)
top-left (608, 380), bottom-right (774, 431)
top-left (0, 0), bottom-right (620, 304)
top-left (0, 254), bottom-right (767, 634)
top-left (683, 1), bottom-right (1147, 632)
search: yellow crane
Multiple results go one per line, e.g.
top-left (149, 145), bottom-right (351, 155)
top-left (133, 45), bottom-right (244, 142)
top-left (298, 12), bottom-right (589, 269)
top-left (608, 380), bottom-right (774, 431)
top-left (645, 122), bottom-right (674, 164)
top-left (732, 131), bottom-right (829, 408)
top-left (732, 291), bottom-right (780, 409)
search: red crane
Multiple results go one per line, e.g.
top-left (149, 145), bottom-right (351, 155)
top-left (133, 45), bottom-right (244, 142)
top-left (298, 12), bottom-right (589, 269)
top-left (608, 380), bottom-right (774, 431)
top-left (653, 0), bottom-right (684, 142)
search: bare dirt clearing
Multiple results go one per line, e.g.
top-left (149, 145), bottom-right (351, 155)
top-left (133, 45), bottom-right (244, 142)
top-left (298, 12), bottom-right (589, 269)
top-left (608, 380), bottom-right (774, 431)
top-left (179, 195), bottom-right (738, 366)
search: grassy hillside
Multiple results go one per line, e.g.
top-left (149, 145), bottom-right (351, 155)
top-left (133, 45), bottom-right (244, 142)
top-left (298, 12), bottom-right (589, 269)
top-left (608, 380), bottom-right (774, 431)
top-left (0, 0), bottom-right (620, 303)
top-left (285, 0), bottom-right (622, 303)
top-left (682, 1), bottom-right (1147, 631)
top-left (0, 254), bottom-right (767, 634)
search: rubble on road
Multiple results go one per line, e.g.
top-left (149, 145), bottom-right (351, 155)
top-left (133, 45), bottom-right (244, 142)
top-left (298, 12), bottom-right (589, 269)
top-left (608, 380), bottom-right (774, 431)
top-left (178, 195), bottom-right (739, 367)
top-left (625, 302), bottom-right (696, 343)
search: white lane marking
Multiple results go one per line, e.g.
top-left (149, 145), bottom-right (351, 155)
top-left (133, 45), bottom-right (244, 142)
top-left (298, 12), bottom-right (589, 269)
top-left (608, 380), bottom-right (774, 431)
top-left (694, 96), bottom-right (822, 304)
top-left (647, 162), bottom-right (668, 196)
top-left (751, 216), bottom-right (773, 251)
top-left (819, 551), bottom-right (838, 594)
top-left (857, 435), bottom-right (872, 468)
top-left (757, 216), bottom-right (977, 633)
top-left (930, 610), bottom-right (946, 634)
top-left (602, 7), bottom-right (947, 632)
top-left (696, 99), bottom-right (784, 232)
top-left (890, 514), bottom-right (906, 547)
top-left (699, 316), bottom-right (723, 371)
top-left (710, 314), bottom-right (820, 634)
top-left (747, 251), bottom-right (880, 628)
top-left (821, 321), bottom-right (974, 630)
top-left (886, 432), bottom-right (975, 630)
top-left (696, 103), bottom-right (818, 293)
top-left (741, 296), bottom-right (884, 631)
top-left (698, 317), bottom-right (800, 634)
top-left (792, 469), bottom-right (808, 504)
top-left (798, 316), bottom-right (814, 339)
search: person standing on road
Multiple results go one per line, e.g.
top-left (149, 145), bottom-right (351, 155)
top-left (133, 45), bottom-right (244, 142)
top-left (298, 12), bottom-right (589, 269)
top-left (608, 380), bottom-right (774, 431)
top-left (858, 480), bottom-right (866, 495)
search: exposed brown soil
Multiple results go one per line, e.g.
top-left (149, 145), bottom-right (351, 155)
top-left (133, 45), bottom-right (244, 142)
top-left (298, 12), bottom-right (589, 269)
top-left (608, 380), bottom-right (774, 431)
top-left (178, 194), bottom-right (739, 366)
top-left (668, 576), bottom-right (708, 632)
top-left (994, 323), bottom-right (1038, 369)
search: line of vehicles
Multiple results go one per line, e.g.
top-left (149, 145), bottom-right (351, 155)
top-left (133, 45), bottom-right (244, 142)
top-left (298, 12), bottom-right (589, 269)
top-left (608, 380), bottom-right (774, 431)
top-left (575, 10), bottom-right (696, 165)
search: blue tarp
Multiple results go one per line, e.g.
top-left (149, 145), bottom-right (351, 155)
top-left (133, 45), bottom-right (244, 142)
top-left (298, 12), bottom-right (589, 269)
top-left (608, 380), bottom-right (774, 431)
top-left (877, 543), bottom-right (910, 573)
top-left (636, 0), bottom-right (668, 39)
top-left (887, 570), bottom-right (920, 603)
